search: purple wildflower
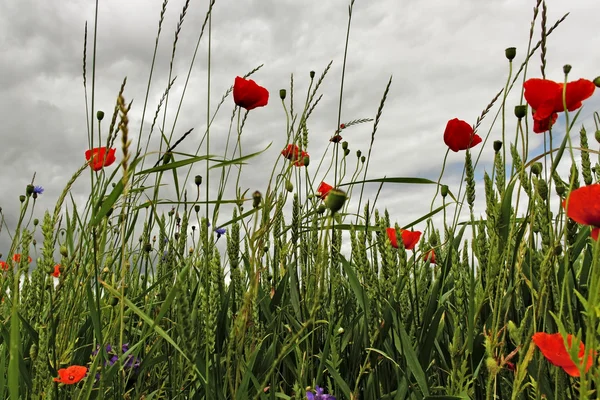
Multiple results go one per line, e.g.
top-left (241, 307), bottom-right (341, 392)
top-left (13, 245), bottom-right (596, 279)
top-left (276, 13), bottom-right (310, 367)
top-left (33, 186), bottom-right (44, 195)
top-left (215, 227), bottom-right (226, 239)
top-left (306, 386), bottom-right (336, 400)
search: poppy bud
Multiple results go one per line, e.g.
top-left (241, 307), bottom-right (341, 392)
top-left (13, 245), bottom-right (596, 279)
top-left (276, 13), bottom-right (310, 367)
top-left (360, 156), bottom-right (366, 163)
top-left (310, 71), bottom-right (315, 79)
top-left (144, 243), bottom-right (152, 253)
top-left (163, 152), bottom-right (172, 165)
top-left (344, 149), bottom-right (350, 157)
top-left (356, 150), bottom-right (361, 158)
top-left (514, 105), bottom-right (527, 119)
top-left (32, 239), bottom-right (37, 246)
top-left (195, 175), bottom-right (202, 186)
top-left (556, 185), bottom-right (565, 196)
top-left (493, 140), bottom-right (502, 153)
top-left (595, 130), bottom-right (600, 144)
top-left (324, 188), bottom-right (346, 214)
top-left (33, 219), bottom-right (39, 226)
top-left (505, 47), bottom-right (516, 61)
top-left (285, 180), bottom-right (293, 192)
top-left (253, 190), bottom-right (262, 208)
top-left (194, 205), bottom-right (200, 213)
top-left (594, 76), bottom-right (600, 88)
top-left (110, 297), bottom-right (119, 307)
top-left (317, 204), bottom-right (326, 214)
top-left (33, 192), bottom-right (38, 199)
top-left (563, 64), bottom-right (572, 75)
top-left (302, 155), bottom-right (310, 167)
top-left (441, 185), bottom-right (449, 198)
top-left (26, 184), bottom-right (34, 196)
top-left (279, 89), bottom-right (286, 100)
top-left (19, 195), bottom-right (25, 203)
top-left (97, 110), bottom-right (105, 121)
top-left (342, 141), bottom-right (348, 150)
top-left (531, 162), bottom-right (542, 176)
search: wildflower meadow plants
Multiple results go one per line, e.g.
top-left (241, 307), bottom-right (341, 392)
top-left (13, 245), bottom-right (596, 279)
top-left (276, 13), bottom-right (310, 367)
top-left (2, 0), bottom-right (600, 399)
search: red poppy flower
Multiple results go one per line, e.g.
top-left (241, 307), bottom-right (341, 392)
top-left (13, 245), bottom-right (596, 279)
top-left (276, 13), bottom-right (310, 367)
top-left (85, 147), bottom-right (117, 171)
top-left (0, 261), bottom-right (7, 271)
top-left (386, 228), bottom-right (422, 250)
top-left (562, 184), bottom-right (600, 240)
top-left (423, 249), bottom-right (436, 264)
top-left (532, 332), bottom-right (594, 377)
top-left (53, 365), bottom-right (88, 384)
top-left (330, 134), bottom-right (343, 143)
top-left (233, 76), bottom-right (269, 110)
top-left (524, 78), bottom-right (595, 132)
top-left (12, 254), bottom-right (32, 263)
top-left (52, 264), bottom-right (61, 278)
top-left (281, 144), bottom-right (300, 161)
top-left (443, 118), bottom-right (482, 152)
top-left (532, 112), bottom-right (558, 134)
top-left (316, 182), bottom-right (333, 200)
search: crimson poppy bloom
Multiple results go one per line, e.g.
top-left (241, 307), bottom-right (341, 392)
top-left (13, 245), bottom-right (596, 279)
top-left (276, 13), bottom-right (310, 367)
top-left (562, 184), bottom-right (600, 240)
top-left (330, 134), bottom-right (343, 143)
top-left (316, 182), bottom-right (333, 200)
top-left (53, 365), bottom-right (88, 384)
top-left (85, 147), bottom-right (117, 171)
top-left (0, 261), bottom-right (7, 271)
top-left (443, 118), bottom-right (482, 152)
top-left (524, 78), bottom-right (595, 133)
top-left (233, 76), bottom-right (269, 110)
top-left (52, 264), bottom-right (61, 278)
top-left (532, 332), bottom-right (594, 377)
top-left (12, 254), bottom-right (32, 263)
top-left (423, 249), bottom-right (436, 264)
top-left (386, 228), bottom-right (422, 250)
top-left (281, 144), bottom-right (300, 161)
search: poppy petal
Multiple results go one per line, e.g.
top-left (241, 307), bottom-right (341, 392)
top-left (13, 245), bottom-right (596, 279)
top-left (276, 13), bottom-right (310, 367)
top-left (524, 78), bottom-right (561, 110)
top-left (563, 184), bottom-right (600, 228)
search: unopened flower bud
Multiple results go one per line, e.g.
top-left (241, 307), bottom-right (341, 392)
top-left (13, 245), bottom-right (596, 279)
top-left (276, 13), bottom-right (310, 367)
top-left (594, 76), bottom-right (600, 88)
top-left (253, 190), bottom-right (262, 208)
top-left (356, 150), bottom-right (361, 158)
top-left (595, 130), bottom-right (600, 144)
top-left (310, 71), bottom-right (315, 79)
top-left (324, 188), bottom-right (346, 214)
top-left (33, 218), bottom-right (39, 226)
top-left (342, 141), bottom-right (348, 150)
top-left (563, 64), bottom-right (572, 75)
top-left (556, 185), bottom-right (565, 196)
top-left (317, 204), bottom-right (326, 214)
top-left (302, 155), bottom-right (310, 167)
top-left (285, 180), bottom-right (293, 192)
top-left (505, 47), bottom-right (516, 61)
top-left (163, 152), bottom-right (172, 165)
top-left (194, 205), bottom-right (200, 213)
top-left (97, 110), bottom-right (105, 121)
top-left (493, 140), bottom-right (502, 153)
top-left (344, 148), bottom-right (350, 157)
top-left (19, 195), bottom-right (26, 203)
top-left (195, 175), bottom-right (202, 186)
top-left (441, 185), bottom-right (449, 198)
top-left (531, 162), bottom-right (542, 176)
top-left (144, 243), bottom-right (152, 253)
top-left (514, 105), bottom-right (527, 119)
top-left (360, 156), bottom-right (366, 164)
top-left (279, 89), bottom-right (286, 100)
top-left (26, 184), bottom-right (34, 196)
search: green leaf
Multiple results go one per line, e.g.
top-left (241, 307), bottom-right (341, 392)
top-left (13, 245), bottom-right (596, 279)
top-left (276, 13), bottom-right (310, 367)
top-left (91, 180), bottom-right (124, 226)
top-left (398, 323), bottom-right (430, 397)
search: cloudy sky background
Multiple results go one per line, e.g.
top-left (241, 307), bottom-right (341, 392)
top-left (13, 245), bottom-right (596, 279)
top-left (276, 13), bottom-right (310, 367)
top-left (1, 0), bottom-right (599, 261)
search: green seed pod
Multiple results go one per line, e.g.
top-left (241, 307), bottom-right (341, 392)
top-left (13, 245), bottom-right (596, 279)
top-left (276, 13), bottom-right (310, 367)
top-left (110, 297), bottom-right (119, 307)
top-left (563, 64), bottom-right (572, 75)
top-left (344, 148), bottom-right (350, 157)
top-left (594, 76), bottom-right (600, 88)
top-left (26, 184), bottom-right (34, 196)
top-left (285, 180), bottom-right (293, 192)
top-left (317, 204), bottom-right (326, 214)
top-left (33, 218), bottom-right (39, 226)
top-left (194, 175), bottom-right (202, 186)
top-left (342, 141), bottom-right (348, 150)
top-left (595, 130), bottom-right (600, 144)
top-left (324, 188), bottom-right (347, 214)
top-left (144, 243), bottom-right (152, 253)
top-left (505, 47), bottom-right (516, 61)
top-left (493, 140), bottom-right (502, 153)
top-left (19, 195), bottom-right (26, 203)
top-left (441, 185), bottom-right (449, 198)
top-left (194, 205), bottom-right (200, 213)
top-left (279, 89), bottom-right (286, 100)
top-left (356, 150), bottom-right (362, 158)
top-left (514, 105), bottom-right (527, 119)
top-left (302, 155), bottom-right (310, 167)
top-left (310, 71), bottom-right (315, 79)
top-left (97, 110), bottom-right (105, 121)
top-left (360, 156), bottom-right (366, 164)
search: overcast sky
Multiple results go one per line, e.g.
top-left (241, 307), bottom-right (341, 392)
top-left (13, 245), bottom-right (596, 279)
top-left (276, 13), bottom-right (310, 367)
top-left (1, 0), bottom-right (599, 260)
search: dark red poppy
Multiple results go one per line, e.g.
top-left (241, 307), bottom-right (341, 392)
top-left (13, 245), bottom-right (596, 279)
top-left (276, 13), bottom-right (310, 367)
top-left (330, 134), bottom-right (343, 143)
top-left (0, 261), bottom-right (7, 271)
top-left (52, 264), bottom-right (61, 278)
top-left (532, 112), bottom-right (558, 134)
top-left (53, 365), bottom-right (88, 384)
top-left (12, 254), bottom-right (32, 263)
top-left (562, 184), bottom-right (600, 240)
top-left (423, 249), bottom-right (436, 264)
top-left (85, 147), bottom-right (117, 171)
top-left (316, 182), bottom-right (333, 200)
top-left (524, 78), bottom-right (595, 132)
top-left (386, 228), bottom-right (422, 250)
top-left (233, 76), bottom-right (269, 110)
top-left (281, 144), bottom-right (300, 161)
top-left (532, 332), bottom-right (594, 377)
top-left (443, 118), bottom-right (482, 152)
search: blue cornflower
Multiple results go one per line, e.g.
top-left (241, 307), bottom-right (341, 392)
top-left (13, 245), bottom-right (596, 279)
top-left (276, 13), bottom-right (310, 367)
top-left (215, 227), bottom-right (226, 239)
top-left (33, 186), bottom-right (44, 195)
top-left (306, 386), bottom-right (336, 400)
